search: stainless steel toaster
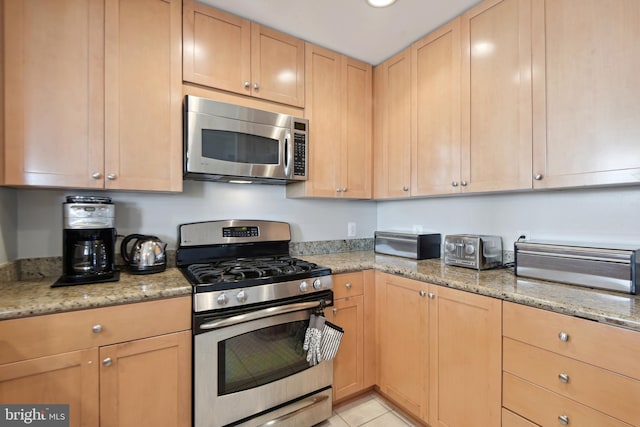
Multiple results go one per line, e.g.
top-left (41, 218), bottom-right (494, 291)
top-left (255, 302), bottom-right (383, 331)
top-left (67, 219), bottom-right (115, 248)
top-left (444, 234), bottom-right (503, 270)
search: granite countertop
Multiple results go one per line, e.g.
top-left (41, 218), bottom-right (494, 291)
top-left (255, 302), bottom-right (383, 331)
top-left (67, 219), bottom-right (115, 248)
top-left (300, 251), bottom-right (640, 332)
top-left (2, 251), bottom-right (640, 333)
top-left (0, 268), bottom-right (192, 320)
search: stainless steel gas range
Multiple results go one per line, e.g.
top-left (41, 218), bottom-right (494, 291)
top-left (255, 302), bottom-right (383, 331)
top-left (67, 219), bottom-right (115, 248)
top-left (176, 220), bottom-right (334, 427)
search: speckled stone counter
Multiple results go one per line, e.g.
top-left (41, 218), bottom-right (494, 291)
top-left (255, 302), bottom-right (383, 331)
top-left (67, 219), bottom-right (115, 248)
top-left (299, 251), bottom-right (640, 332)
top-left (0, 268), bottom-right (191, 320)
top-left (3, 250), bottom-right (640, 332)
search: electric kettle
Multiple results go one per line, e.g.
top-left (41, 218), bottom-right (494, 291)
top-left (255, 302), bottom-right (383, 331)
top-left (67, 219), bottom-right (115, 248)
top-left (121, 234), bottom-right (167, 274)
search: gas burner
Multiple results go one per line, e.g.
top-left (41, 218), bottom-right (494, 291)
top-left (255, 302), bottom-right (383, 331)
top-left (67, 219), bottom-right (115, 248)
top-left (185, 256), bottom-right (323, 286)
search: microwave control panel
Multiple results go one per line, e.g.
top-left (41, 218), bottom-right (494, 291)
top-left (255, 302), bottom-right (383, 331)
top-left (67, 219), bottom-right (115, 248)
top-left (293, 132), bottom-right (307, 177)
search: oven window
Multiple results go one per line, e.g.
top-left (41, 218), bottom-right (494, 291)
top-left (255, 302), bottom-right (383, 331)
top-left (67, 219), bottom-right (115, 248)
top-left (218, 319), bottom-right (309, 395)
top-left (202, 129), bottom-right (279, 164)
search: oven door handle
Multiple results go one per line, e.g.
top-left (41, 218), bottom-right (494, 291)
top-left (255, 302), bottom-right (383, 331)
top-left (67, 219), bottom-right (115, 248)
top-left (199, 300), bottom-right (322, 331)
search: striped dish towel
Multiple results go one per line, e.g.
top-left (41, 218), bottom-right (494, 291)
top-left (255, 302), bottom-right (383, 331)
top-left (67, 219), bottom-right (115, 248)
top-left (320, 321), bottom-right (344, 361)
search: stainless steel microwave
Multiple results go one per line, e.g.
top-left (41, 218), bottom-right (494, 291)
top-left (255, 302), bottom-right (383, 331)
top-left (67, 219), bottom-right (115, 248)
top-left (184, 95), bottom-right (308, 184)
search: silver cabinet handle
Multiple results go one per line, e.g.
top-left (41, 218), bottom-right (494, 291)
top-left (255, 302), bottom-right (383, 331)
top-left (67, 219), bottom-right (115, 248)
top-left (92, 324), bottom-right (102, 333)
top-left (333, 308), bottom-right (337, 314)
top-left (102, 357), bottom-right (112, 367)
top-left (428, 292), bottom-right (435, 299)
top-left (535, 173), bottom-right (543, 180)
top-left (345, 283), bottom-right (352, 289)
top-left (419, 290), bottom-right (426, 297)
top-left (336, 188), bottom-right (342, 193)
top-left (452, 181), bottom-right (458, 187)
top-left (461, 180), bottom-right (468, 187)
top-left (342, 187), bottom-right (347, 192)
top-left (253, 82), bottom-right (260, 90)
top-left (558, 415), bottom-right (569, 425)
top-left (244, 81), bottom-right (250, 88)
top-left (558, 331), bottom-right (570, 342)
top-left (403, 186), bottom-right (409, 191)
top-left (91, 172), bottom-right (102, 179)
top-left (558, 373), bottom-right (570, 383)
top-left (106, 173), bottom-right (117, 180)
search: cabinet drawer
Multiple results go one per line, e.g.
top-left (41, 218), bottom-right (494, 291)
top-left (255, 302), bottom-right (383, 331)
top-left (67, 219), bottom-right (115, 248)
top-left (503, 302), bottom-right (640, 380)
top-left (502, 408), bottom-right (537, 427)
top-left (503, 373), bottom-right (632, 427)
top-left (504, 337), bottom-right (640, 426)
top-left (333, 272), bottom-right (364, 299)
top-left (0, 296), bottom-right (191, 364)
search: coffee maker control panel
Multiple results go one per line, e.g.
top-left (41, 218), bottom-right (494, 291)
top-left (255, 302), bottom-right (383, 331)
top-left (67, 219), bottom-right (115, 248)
top-left (64, 201), bottom-right (115, 229)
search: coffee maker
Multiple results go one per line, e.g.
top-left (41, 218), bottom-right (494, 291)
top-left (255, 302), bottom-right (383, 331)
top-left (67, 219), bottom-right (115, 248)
top-left (55, 196), bottom-right (119, 286)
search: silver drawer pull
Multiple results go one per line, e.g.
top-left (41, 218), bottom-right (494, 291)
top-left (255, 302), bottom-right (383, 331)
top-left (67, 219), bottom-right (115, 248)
top-left (419, 290), bottom-right (426, 297)
top-left (558, 331), bottom-right (570, 342)
top-left (102, 357), bottom-right (112, 367)
top-left (428, 292), bottom-right (435, 299)
top-left (92, 324), bottom-right (102, 333)
top-left (345, 283), bottom-right (352, 289)
top-left (558, 373), bottom-right (570, 383)
top-left (558, 414), bottom-right (569, 425)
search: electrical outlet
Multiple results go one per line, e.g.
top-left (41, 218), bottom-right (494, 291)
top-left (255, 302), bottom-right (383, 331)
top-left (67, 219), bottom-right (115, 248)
top-left (516, 230), bottom-right (531, 242)
top-left (348, 222), bottom-right (357, 237)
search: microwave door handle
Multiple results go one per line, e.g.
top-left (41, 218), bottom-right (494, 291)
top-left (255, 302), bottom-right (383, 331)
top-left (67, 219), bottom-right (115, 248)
top-left (199, 300), bottom-right (322, 331)
top-left (283, 133), bottom-right (292, 177)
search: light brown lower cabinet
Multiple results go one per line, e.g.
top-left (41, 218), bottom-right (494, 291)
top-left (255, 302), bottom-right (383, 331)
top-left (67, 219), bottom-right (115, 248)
top-left (376, 272), bottom-right (502, 427)
top-left (329, 270), bottom-right (376, 402)
top-left (502, 301), bottom-right (640, 427)
top-left (0, 297), bottom-right (191, 427)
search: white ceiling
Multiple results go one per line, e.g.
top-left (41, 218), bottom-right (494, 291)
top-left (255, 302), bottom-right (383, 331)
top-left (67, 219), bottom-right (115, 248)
top-left (198, 0), bottom-right (482, 65)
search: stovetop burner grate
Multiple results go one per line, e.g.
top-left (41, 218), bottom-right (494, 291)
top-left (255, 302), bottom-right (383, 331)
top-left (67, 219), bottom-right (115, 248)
top-left (185, 256), bottom-right (325, 286)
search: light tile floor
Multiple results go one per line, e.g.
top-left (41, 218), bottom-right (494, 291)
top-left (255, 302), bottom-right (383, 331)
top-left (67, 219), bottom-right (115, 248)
top-left (316, 392), bottom-right (417, 427)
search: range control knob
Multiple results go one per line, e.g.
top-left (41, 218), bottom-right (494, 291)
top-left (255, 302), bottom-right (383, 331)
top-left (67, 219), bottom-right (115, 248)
top-left (236, 290), bottom-right (248, 303)
top-left (217, 293), bottom-right (229, 306)
top-left (299, 281), bottom-right (309, 292)
top-left (464, 244), bottom-right (476, 255)
top-left (313, 279), bottom-right (322, 289)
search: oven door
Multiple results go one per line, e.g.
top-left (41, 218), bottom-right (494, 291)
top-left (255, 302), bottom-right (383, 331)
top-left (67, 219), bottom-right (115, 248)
top-left (194, 301), bottom-right (333, 427)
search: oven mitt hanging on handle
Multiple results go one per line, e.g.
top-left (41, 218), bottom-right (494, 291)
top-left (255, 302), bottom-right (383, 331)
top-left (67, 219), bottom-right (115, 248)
top-left (320, 321), bottom-right (344, 361)
top-left (304, 314), bottom-right (324, 366)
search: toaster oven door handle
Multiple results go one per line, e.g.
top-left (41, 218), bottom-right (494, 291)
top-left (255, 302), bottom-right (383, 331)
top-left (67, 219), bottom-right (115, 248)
top-left (199, 300), bottom-right (321, 331)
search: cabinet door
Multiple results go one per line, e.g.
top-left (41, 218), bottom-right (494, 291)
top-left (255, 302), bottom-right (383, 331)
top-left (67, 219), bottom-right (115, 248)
top-left (428, 286), bottom-right (502, 427)
top-left (531, 0), bottom-right (640, 188)
top-left (3, 0), bottom-right (104, 188)
top-left (412, 19), bottom-right (462, 196)
top-left (0, 348), bottom-right (99, 427)
top-left (100, 331), bottom-right (191, 427)
top-left (331, 295), bottom-right (365, 401)
top-left (377, 272), bottom-right (428, 422)
top-left (460, 0), bottom-right (532, 193)
top-left (374, 49), bottom-right (412, 199)
top-left (341, 57), bottom-right (372, 199)
top-left (182, 0), bottom-right (251, 94)
top-left (104, 0), bottom-right (182, 192)
top-left (251, 24), bottom-right (305, 107)
top-left (289, 44), bottom-right (341, 197)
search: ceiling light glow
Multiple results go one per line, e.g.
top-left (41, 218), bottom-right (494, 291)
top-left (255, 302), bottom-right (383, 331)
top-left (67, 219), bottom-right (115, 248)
top-left (366, 0), bottom-right (397, 7)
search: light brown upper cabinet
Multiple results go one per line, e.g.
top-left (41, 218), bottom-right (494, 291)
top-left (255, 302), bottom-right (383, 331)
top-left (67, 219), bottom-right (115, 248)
top-left (412, 19), bottom-right (462, 196)
top-left (460, 0), bottom-right (533, 193)
top-left (287, 44), bottom-right (372, 199)
top-left (183, 0), bottom-right (305, 108)
top-left (3, 0), bottom-right (182, 191)
top-left (373, 48), bottom-right (412, 199)
top-left (531, 0), bottom-right (640, 188)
